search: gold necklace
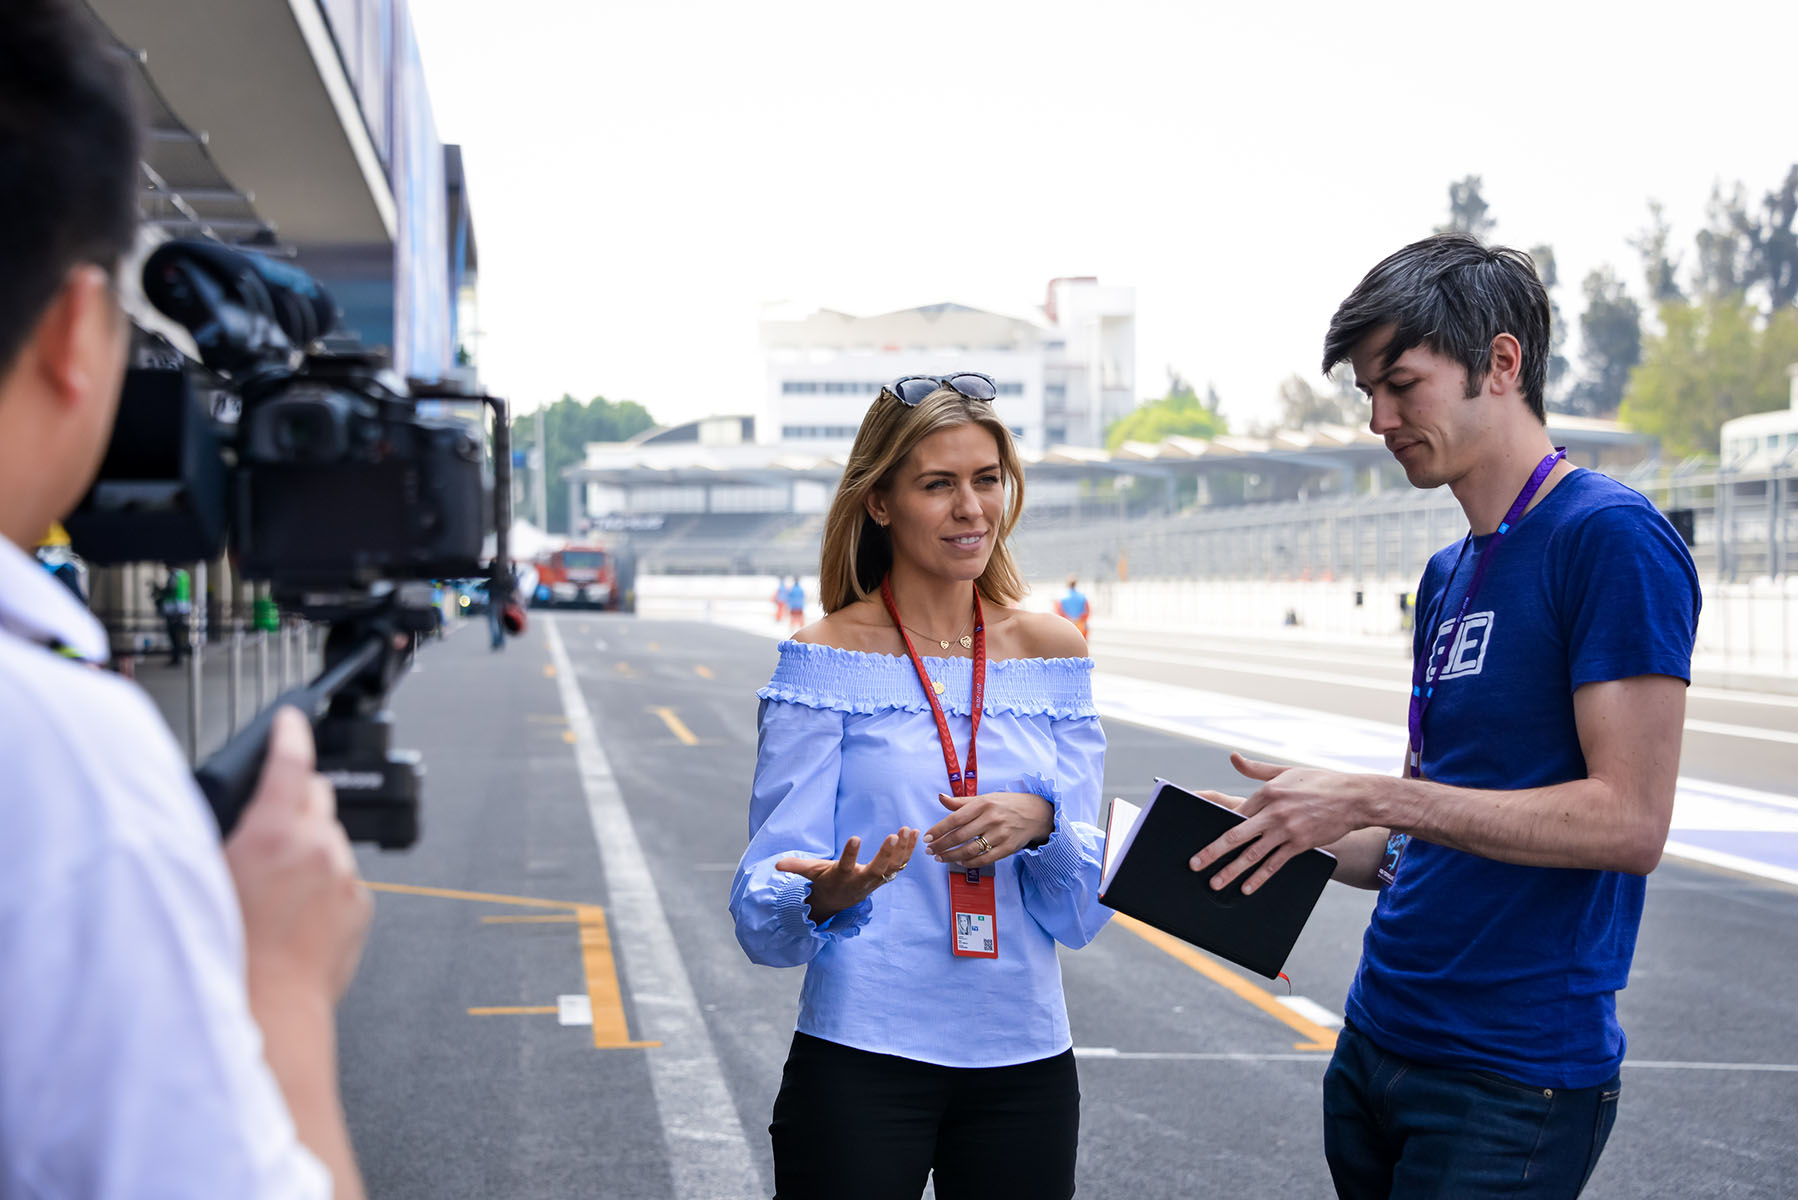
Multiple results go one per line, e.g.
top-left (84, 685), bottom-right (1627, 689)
top-left (903, 612), bottom-right (973, 652)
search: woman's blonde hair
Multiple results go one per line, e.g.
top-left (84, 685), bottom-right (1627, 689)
top-left (819, 385), bottom-right (1027, 613)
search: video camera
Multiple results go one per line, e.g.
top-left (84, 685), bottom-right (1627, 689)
top-left (65, 239), bottom-right (514, 850)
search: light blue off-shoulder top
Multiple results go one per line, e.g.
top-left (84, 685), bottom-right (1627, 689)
top-left (729, 639), bottom-right (1110, 1068)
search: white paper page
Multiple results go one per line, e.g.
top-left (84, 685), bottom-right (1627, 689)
top-left (1100, 797), bottom-right (1144, 892)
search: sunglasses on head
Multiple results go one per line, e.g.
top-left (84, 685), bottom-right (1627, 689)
top-left (887, 372), bottom-right (998, 406)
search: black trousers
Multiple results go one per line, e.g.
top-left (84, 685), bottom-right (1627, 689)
top-left (770, 1032), bottom-right (1081, 1200)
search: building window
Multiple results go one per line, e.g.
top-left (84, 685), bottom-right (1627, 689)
top-left (1047, 425), bottom-right (1068, 443)
top-left (781, 425), bottom-right (860, 439)
top-left (996, 382), bottom-right (1024, 396)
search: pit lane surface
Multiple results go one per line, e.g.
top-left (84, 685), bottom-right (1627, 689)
top-left (339, 614), bottom-right (1798, 1198)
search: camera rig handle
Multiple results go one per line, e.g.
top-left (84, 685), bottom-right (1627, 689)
top-left (194, 626), bottom-right (392, 840)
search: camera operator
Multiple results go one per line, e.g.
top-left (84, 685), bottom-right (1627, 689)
top-left (0, 3), bottom-right (370, 1195)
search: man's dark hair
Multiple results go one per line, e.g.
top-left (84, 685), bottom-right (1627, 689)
top-left (1322, 233), bottom-right (1552, 423)
top-left (0, 0), bottom-right (141, 373)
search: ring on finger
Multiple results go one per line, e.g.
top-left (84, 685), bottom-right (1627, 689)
top-left (973, 834), bottom-right (993, 854)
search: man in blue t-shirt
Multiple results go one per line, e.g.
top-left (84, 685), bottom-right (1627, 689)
top-left (1190, 234), bottom-right (1699, 1198)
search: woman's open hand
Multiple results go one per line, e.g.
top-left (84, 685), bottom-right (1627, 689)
top-left (926, 790), bottom-right (1055, 869)
top-left (776, 828), bottom-right (919, 924)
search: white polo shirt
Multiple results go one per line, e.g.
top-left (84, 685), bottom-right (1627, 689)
top-left (0, 538), bottom-right (328, 1197)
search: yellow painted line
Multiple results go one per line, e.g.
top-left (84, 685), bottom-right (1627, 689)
top-left (563, 729), bottom-right (577, 744)
top-left (694, 664), bottom-right (715, 680)
top-left (1111, 914), bottom-right (1337, 1051)
top-left (647, 641), bottom-right (660, 653)
top-left (481, 914), bottom-right (580, 924)
top-left (577, 904), bottom-right (661, 1050)
top-left (650, 706), bottom-right (699, 746)
top-left (614, 661), bottom-right (638, 677)
top-left (468, 1005), bottom-right (558, 1016)
top-left (543, 664), bottom-right (557, 678)
top-left (366, 881), bottom-right (580, 911)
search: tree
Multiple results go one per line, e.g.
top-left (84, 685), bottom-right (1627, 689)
top-left (1530, 244), bottom-right (1570, 399)
top-left (1746, 164), bottom-right (1798, 311)
top-left (1630, 200), bottom-right (1685, 306)
top-left (1619, 299), bottom-right (1798, 457)
top-left (515, 393), bottom-right (656, 532)
top-left (1276, 372), bottom-right (1361, 429)
top-left (1437, 175), bottom-right (1496, 239)
top-left (1564, 267), bottom-right (1641, 418)
top-left (1106, 377), bottom-right (1228, 450)
top-left (1693, 182), bottom-right (1754, 301)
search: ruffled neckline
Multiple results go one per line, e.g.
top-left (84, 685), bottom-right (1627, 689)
top-left (758, 639), bottom-right (1096, 719)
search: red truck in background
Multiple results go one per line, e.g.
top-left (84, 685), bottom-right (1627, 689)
top-left (533, 544), bottom-right (636, 611)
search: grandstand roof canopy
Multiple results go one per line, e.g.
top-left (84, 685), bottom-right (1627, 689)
top-left (566, 413), bottom-right (1659, 491)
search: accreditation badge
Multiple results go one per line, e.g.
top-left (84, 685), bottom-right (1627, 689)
top-left (949, 866), bottom-right (998, 958)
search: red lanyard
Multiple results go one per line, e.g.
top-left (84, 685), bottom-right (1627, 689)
top-left (879, 577), bottom-right (985, 797)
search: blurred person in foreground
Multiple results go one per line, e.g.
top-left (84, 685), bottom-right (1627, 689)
top-left (1190, 234), bottom-right (1698, 1198)
top-left (1054, 573), bottom-right (1089, 640)
top-left (730, 373), bottom-right (1110, 1199)
top-left (0, 2), bottom-right (370, 1194)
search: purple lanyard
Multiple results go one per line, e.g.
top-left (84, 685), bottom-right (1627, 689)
top-left (1405, 448), bottom-right (1567, 778)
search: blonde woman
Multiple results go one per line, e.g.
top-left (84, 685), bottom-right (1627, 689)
top-left (730, 374), bottom-right (1110, 1200)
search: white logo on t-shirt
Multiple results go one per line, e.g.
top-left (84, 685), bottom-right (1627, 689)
top-left (1427, 612), bottom-right (1495, 683)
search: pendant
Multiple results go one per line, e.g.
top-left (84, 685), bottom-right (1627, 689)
top-left (938, 640), bottom-right (951, 651)
top-left (958, 635), bottom-right (973, 650)
top-left (932, 679), bottom-right (945, 696)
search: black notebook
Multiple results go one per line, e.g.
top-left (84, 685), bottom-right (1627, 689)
top-left (1099, 780), bottom-right (1336, 979)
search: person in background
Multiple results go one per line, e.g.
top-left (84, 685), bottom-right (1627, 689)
top-left (772, 577), bottom-right (789, 626)
top-left (731, 372), bottom-right (1110, 1200)
top-left (0, 4), bottom-right (371, 1194)
top-left (1189, 234), bottom-right (1699, 1198)
top-left (153, 564), bottom-right (191, 665)
top-left (1054, 573), bottom-right (1089, 640)
top-left (784, 575), bottom-right (806, 632)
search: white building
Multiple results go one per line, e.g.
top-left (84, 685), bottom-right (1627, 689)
top-left (1719, 366), bottom-right (1798, 469)
top-left (1042, 277), bottom-right (1137, 447)
top-left (759, 280), bottom-right (1136, 453)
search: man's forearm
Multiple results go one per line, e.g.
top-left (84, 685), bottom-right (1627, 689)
top-left (1367, 774), bottom-right (1668, 874)
top-left (1324, 826), bottom-right (1391, 890)
top-left (251, 987), bottom-right (367, 1200)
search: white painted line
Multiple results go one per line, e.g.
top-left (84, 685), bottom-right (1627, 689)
top-left (1683, 718), bottom-right (1798, 746)
top-left (1073, 1049), bottom-right (1328, 1062)
top-left (1092, 671), bottom-right (1798, 887)
top-left (1101, 647), bottom-right (1406, 694)
top-left (1275, 996), bottom-right (1345, 1030)
top-left (544, 616), bottom-right (758, 1198)
top-left (1625, 1060), bottom-right (1798, 1072)
top-left (1661, 841), bottom-right (1798, 890)
top-left (557, 994), bottom-right (594, 1027)
top-left (1072, 1049), bottom-right (1798, 1072)
top-left (594, 638), bottom-right (608, 651)
top-left (1102, 649), bottom-right (1798, 744)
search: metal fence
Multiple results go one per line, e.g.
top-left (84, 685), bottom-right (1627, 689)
top-left (1012, 464), bottom-right (1798, 586)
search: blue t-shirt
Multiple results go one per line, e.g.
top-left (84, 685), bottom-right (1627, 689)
top-left (1059, 588), bottom-right (1088, 619)
top-left (1345, 469), bottom-right (1699, 1089)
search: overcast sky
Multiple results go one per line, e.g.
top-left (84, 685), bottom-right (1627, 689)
top-left (409, 0), bottom-right (1797, 431)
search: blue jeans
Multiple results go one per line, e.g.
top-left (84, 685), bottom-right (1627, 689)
top-left (1323, 1020), bottom-right (1620, 1199)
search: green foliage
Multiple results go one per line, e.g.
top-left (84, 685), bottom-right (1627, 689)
top-left (1564, 267), bottom-right (1642, 418)
top-left (1631, 201), bottom-right (1685, 306)
top-left (1619, 299), bottom-right (1798, 457)
top-left (1530, 243), bottom-right (1570, 395)
top-left (516, 393), bottom-right (656, 533)
top-left (1276, 371), bottom-right (1361, 429)
top-left (1106, 377), bottom-right (1228, 450)
top-left (1437, 175), bottom-right (1496, 239)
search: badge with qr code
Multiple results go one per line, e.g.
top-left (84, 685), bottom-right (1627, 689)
top-left (949, 868), bottom-right (998, 958)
